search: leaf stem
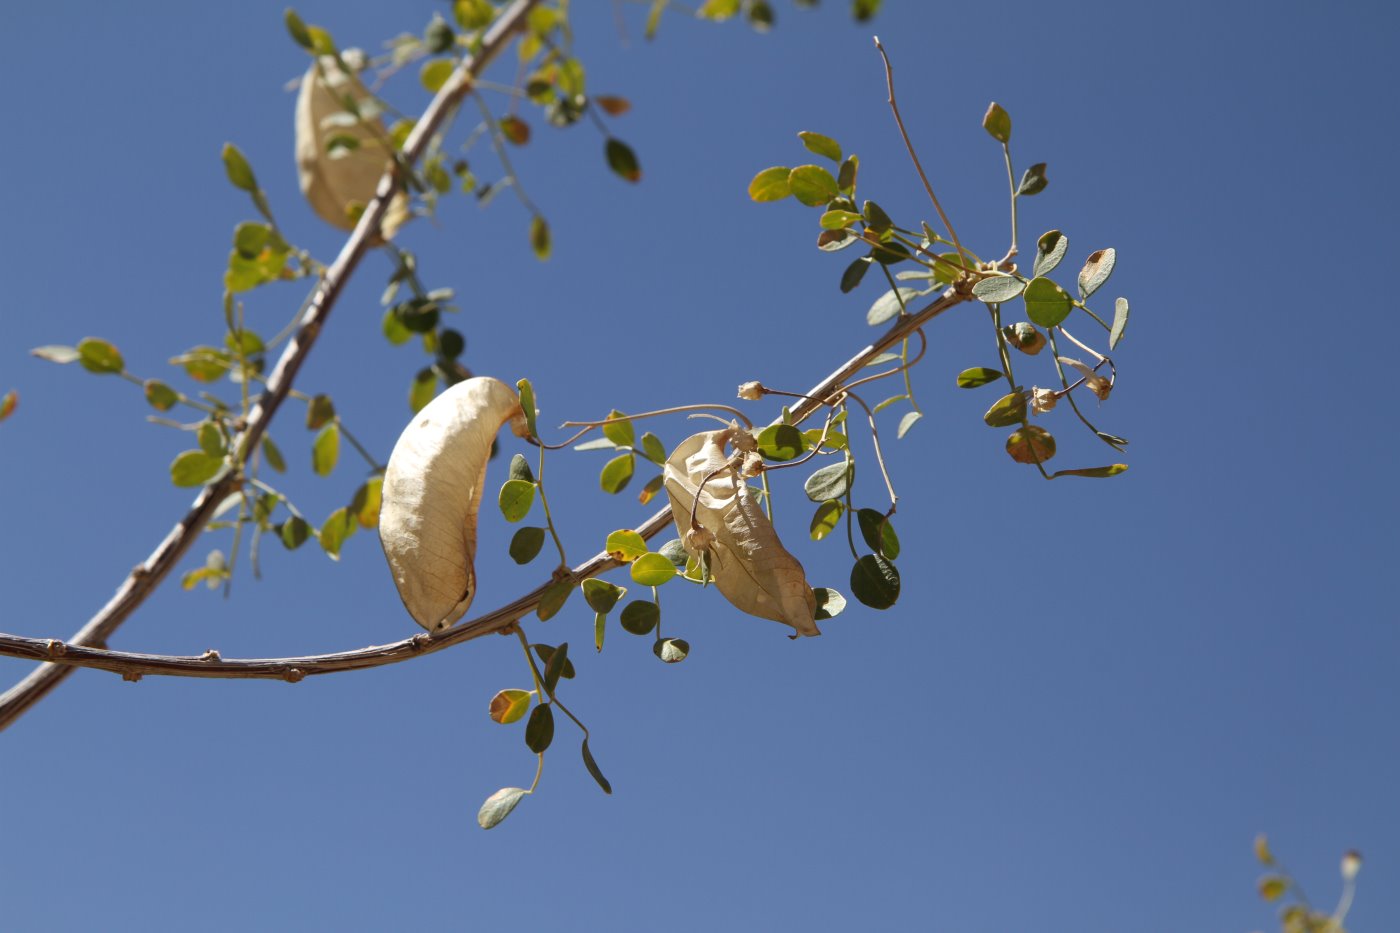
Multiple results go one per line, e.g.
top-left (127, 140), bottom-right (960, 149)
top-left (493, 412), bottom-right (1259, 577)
top-left (535, 443), bottom-right (569, 566)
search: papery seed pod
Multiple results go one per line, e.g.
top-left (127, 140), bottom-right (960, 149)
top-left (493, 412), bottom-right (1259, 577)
top-left (295, 54), bottom-right (411, 240)
top-left (663, 429), bottom-right (819, 636)
top-left (380, 377), bottom-right (529, 632)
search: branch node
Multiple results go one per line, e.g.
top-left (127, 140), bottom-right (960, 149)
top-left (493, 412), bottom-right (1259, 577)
top-left (122, 671), bottom-right (142, 683)
top-left (410, 633), bottom-right (431, 652)
top-left (200, 649), bottom-right (222, 662)
top-left (130, 565), bottom-right (151, 581)
top-left (283, 667), bottom-right (305, 684)
top-left (46, 639), bottom-right (67, 658)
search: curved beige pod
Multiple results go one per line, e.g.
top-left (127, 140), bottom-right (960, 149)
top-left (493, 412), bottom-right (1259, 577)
top-left (663, 428), bottom-right (820, 637)
top-left (380, 377), bottom-right (529, 632)
top-left (295, 54), bottom-right (410, 239)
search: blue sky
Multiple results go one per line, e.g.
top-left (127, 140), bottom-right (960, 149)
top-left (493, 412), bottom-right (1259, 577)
top-left (1, 2), bottom-right (1396, 931)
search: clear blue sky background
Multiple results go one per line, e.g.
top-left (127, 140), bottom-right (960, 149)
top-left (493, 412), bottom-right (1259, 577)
top-left (1, 2), bottom-right (1395, 931)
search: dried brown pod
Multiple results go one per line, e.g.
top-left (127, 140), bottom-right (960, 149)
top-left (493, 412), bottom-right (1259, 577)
top-left (380, 377), bottom-right (529, 632)
top-left (663, 428), bottom-right (819, 636)
top-left (295, 54), bottom-right (410, 240)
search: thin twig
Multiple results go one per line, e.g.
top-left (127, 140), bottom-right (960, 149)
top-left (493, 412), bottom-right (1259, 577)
top-left (0, 0), bottom-right (542, 732)
top-left (873, 38), bottom-right (969, 271)
top-left (0, 285), bottom-right (975, 683)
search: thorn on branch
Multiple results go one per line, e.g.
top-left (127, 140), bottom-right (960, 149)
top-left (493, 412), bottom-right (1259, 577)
top-left (283, 668), bottom-right (305, 684)
top-left (410, 632), bottom-right (432, 652)
top-left (200, 649), bottom-right (222, 662)
top-left (122, 671), bottom-right (142, 683)
top-left (46, 639), bottom-right (67, 658)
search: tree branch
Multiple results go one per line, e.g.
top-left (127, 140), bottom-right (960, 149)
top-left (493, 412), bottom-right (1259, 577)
top-left (0, 0), bottom-right (541, 731)
top-left (0, 288), bottom-right (970, 683)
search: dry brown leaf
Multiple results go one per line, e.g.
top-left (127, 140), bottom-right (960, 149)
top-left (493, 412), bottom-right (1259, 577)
top-left (380, 377), bottom-right (528, 632)
top-left (295, 55), bottom-right (410, 241)
top-left (663, 428), bottom-right (819, 637)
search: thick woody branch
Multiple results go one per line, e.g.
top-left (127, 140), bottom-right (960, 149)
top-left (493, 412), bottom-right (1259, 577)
top-left (0, 0), bottom-right (541, 731)
top-left (0, 287), bottom-right (969, 683)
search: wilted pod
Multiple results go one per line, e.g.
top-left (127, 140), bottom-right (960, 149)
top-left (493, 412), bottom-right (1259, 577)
top-left (663, 428), bottom-right (819, 637)
top-left (295, 53), bottom-right (410, 239)
top-left (380, 377), bottom-right (529, 632)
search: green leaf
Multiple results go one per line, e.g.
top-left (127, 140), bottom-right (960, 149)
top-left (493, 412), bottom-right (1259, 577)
top-left (748, 166), bottom-right (792, 202)
top-left (1006, 425), bottom-right (1057, 464)
top-left (837, 155), bottom-right (858, 194)
top-left (1258, 876), bottom-right (1288, 902)
top-left (619, 600), bottom-right (659, 635)
top-left (820, 209), bottom-right (861, 230)
top-left (630, 552), bottom-right (676, 587)
top-left (639, 432), bottom-right (667, 465)
top-left (311, 423), bottom-right (339, 476)
top-left (658, 538), bottom-right (689, 569)
top-left (971, 274), bottom-right (1027, 304)
top-left (853, 0), bottom-right (882, 23)
top-left (524, 703), bottom-right (554, 753)
top-left (798, 131), bottom-right (841, 162)
top-left (1049, 464), bottom-right (1128, 479)
top-left (420, 58), bottom-right (454, 92)
top-left (813, 587), bottom-right (847, 620)
top-left (757, 423), bottom-right (807, 462)
top-left (956, 367), bottom-right (1003, 388)
top-left (305, 394), bottom-right (335, 430)
top-left (1017, 162), bottom-right (1048, 196)
top-left (30, 345), bottom-right (80, 364)
top-left (850, 554), bottom-right (900, 609)
top-left (509, 452), bottom-right (535, 483)
top-left (143, 379), bottom-right (179, 411)
top-left (697, 0), bottom-right (741, 20)
top-left (1023, 276), bottom-right (1073, 328)
top-left (809, 499), bottom-right (842, 541)
top-left (279, 516), bottom-right (310, 550)
top-left (871, 240), bottom-right (913, 265)
top-left (1110, 297), bottom-right (1130, 349)
top-left (803, 428), bottom-right (847, 451)
top-left (932, 252), bottom-right (972, 285)
top-left (410, 368), bottom-right (437, 413)
top-left (477, 787), bottom-right (528, 830)
top-left (529, 215), bottom-right (551, 261)
top-left (654, 638), bottom-right (689, 663)
top-left (984, 391), bottom-right (1028, 427)
top-left (221, 143), bottom-right (257, 192)
top-left (437, 328), bottom-right (466, 360)
top-left (599, 453), bottom-right (635, 494)
top-left (896, 410), bottom-right (922, 439)
top-left (866, 287), bottom-right (918, 326)
top-left (581, 739), bottom-right (612, 794)
top-left (318, 506), bottom-right (356, 559)
top-left (489, 689), bottom-right (532, 725)
top-left (515, 378), bottom-right (538, 439)
top-left (498, 479), bottom-right (536, 522)
top-left (233, 221), bottom-right (271, 259)
top-left (788, 165), bottom-right (839, 206)
top-left (170, 450), bottom-right (224, 488)
top-left (542, 641), bottom-right (570, 695)
top-left (77, 338), bottom-right (124, 374)
top-left (381, 309), bottom-right (412, 346)
top-left (0, 390), bottom-right (16, 422)
top-left (1033, 230), bottom-right (1068, 277)
top-left (605, 529), bottom-right (648, 562)
top-left (605, 138), bottom-right (641, 182)
top-left (509, 526), bottom-right (547, 564)
top-left (532, 643), bottom-right (577, 680)
top-left (196, 421), bottom-right (226, 457)
top-left (582, 578), bottom-right (625, 614)
top-left (638, 473), bottom-right (664, 506)
top-left (857, 509), bottom-right (900, 559)
top-left (804, 461), bottom-right (853, 502)
top-left (595, 612), bottom-right (607, 652)
top-left (861, 199), bottom-right (892, 233)
top-left (982, 102), bottom-right (1011, 144)
top-left (284, 9), bottom-right (314, 49)
top-left (840, 256), bottom-right (871, 293)
top-left (537, 578), bottom-right (574, 621)
top-left (1077, 248), bottom-right (1116, 299)
top-left (601, 410), bottom-right (635, 448)
top-left (574, 438), bottom-right (617, 452)
top-left (500, 115), bottom-right (531, 145)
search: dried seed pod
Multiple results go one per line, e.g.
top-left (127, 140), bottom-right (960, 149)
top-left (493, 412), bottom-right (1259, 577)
top-left (663, 428), bottom-right (820, 636)
top-left (380, 377), bottom-right (529, 632)
top-left (295, 54), bottom-right (410, 240)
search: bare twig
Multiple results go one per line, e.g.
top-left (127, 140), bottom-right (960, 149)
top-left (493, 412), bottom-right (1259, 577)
top-left (0, 0), bottom-right (541, 732)
top-left (0, 287), bottom-right (972, 684)
top-left (873, 37), bottom-right (969, 271)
